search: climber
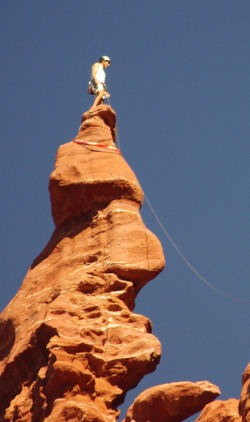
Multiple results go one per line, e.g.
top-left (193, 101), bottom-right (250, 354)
top-left (88, 56), bottom-right (111, 107)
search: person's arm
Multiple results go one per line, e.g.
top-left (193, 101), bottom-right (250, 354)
top-left (91, 63), bottom-right (100, 84)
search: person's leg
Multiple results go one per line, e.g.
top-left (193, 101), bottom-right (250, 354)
top-left (93, 90), bottom-right (105, 107)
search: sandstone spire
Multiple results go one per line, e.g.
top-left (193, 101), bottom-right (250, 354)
top-left (1, 104), bottom-right (245, 421)
top-left (0, 105), bottom-right (165, 421)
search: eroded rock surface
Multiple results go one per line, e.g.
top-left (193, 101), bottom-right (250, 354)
top-left (0, 105), bottom-right (165, 421)
top-left (195, 398), bottom-right (241, 422)
top-left (195, 362), bottom-right (250, 422)
top-left (122, 381), bottom-right (221, 422)
top-left (1, 104), bottom-right (245, 422)
top-left (239, 362), bottom-right (250, 422)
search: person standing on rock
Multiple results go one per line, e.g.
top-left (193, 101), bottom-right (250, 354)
top-left (89, 56), bottom-right (111, 107)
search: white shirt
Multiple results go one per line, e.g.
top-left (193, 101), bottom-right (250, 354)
top-left (95, 64), bottom-right (106, 84)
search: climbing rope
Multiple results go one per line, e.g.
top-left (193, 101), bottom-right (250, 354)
top-left (111, 110), bottom-right (250, 304)
top-left (72, 138), bottom-right (121, 154)
top-left (72, 98), bottom-right (121, 154)
top-left (107, 97), bottom-right (121, 152)
top-left (79, 98), bottom-right (249, 302)
top-left (143, 192), bottom-right (250, 303)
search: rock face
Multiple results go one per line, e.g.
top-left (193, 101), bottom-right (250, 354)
top-left (122, 381), bottom-right (221, 422)
top-left (195, 398), bottom-right (241, 422)
top-left (195, 362), bottom-right (250, 422)
top-left (0, 105), bottom-right (165, 421)
top-left (239, 362), bottom-right (250, 422)
top-left (0, 104), bottom-right (245, 422)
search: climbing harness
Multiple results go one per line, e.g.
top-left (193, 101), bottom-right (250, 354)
top-left (88, 80), bottom-right (108, 96)
top-left (88, 80), bottom-right (97, 95)
top-left (88, 80), bottom-right (109, 99)
top-left (72, 138), bottom-right (121, 154)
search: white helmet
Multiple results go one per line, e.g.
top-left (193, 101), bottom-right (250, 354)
top-left (99, 55), bottom-right (111, 63)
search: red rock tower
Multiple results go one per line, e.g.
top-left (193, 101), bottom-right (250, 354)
top-left (1, 105), bottom-right (246, 421)
top-left (0, 105), bottom-right (165, 421)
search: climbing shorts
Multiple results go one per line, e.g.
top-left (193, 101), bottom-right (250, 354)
top-left (95, 82), bottom-right (105, 92)
top-left (88, 80), bottom-right (106, 95)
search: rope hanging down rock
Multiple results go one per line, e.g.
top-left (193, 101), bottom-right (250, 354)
top-left (143, 192), bottom-right (250, 303)
top-left (77, 99), bottom-right (249, 303)
top-left (111, 104), bottom-right (250, 304)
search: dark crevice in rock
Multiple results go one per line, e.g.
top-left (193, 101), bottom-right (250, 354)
top-left (0, 324), bottom-right (57, 416)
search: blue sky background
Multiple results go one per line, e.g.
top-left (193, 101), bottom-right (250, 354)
top-left (0, 1), bottom-right (249, 420)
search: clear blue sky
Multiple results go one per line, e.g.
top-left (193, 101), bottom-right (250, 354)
top-left (1, 2), bottom-right (249, 421)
